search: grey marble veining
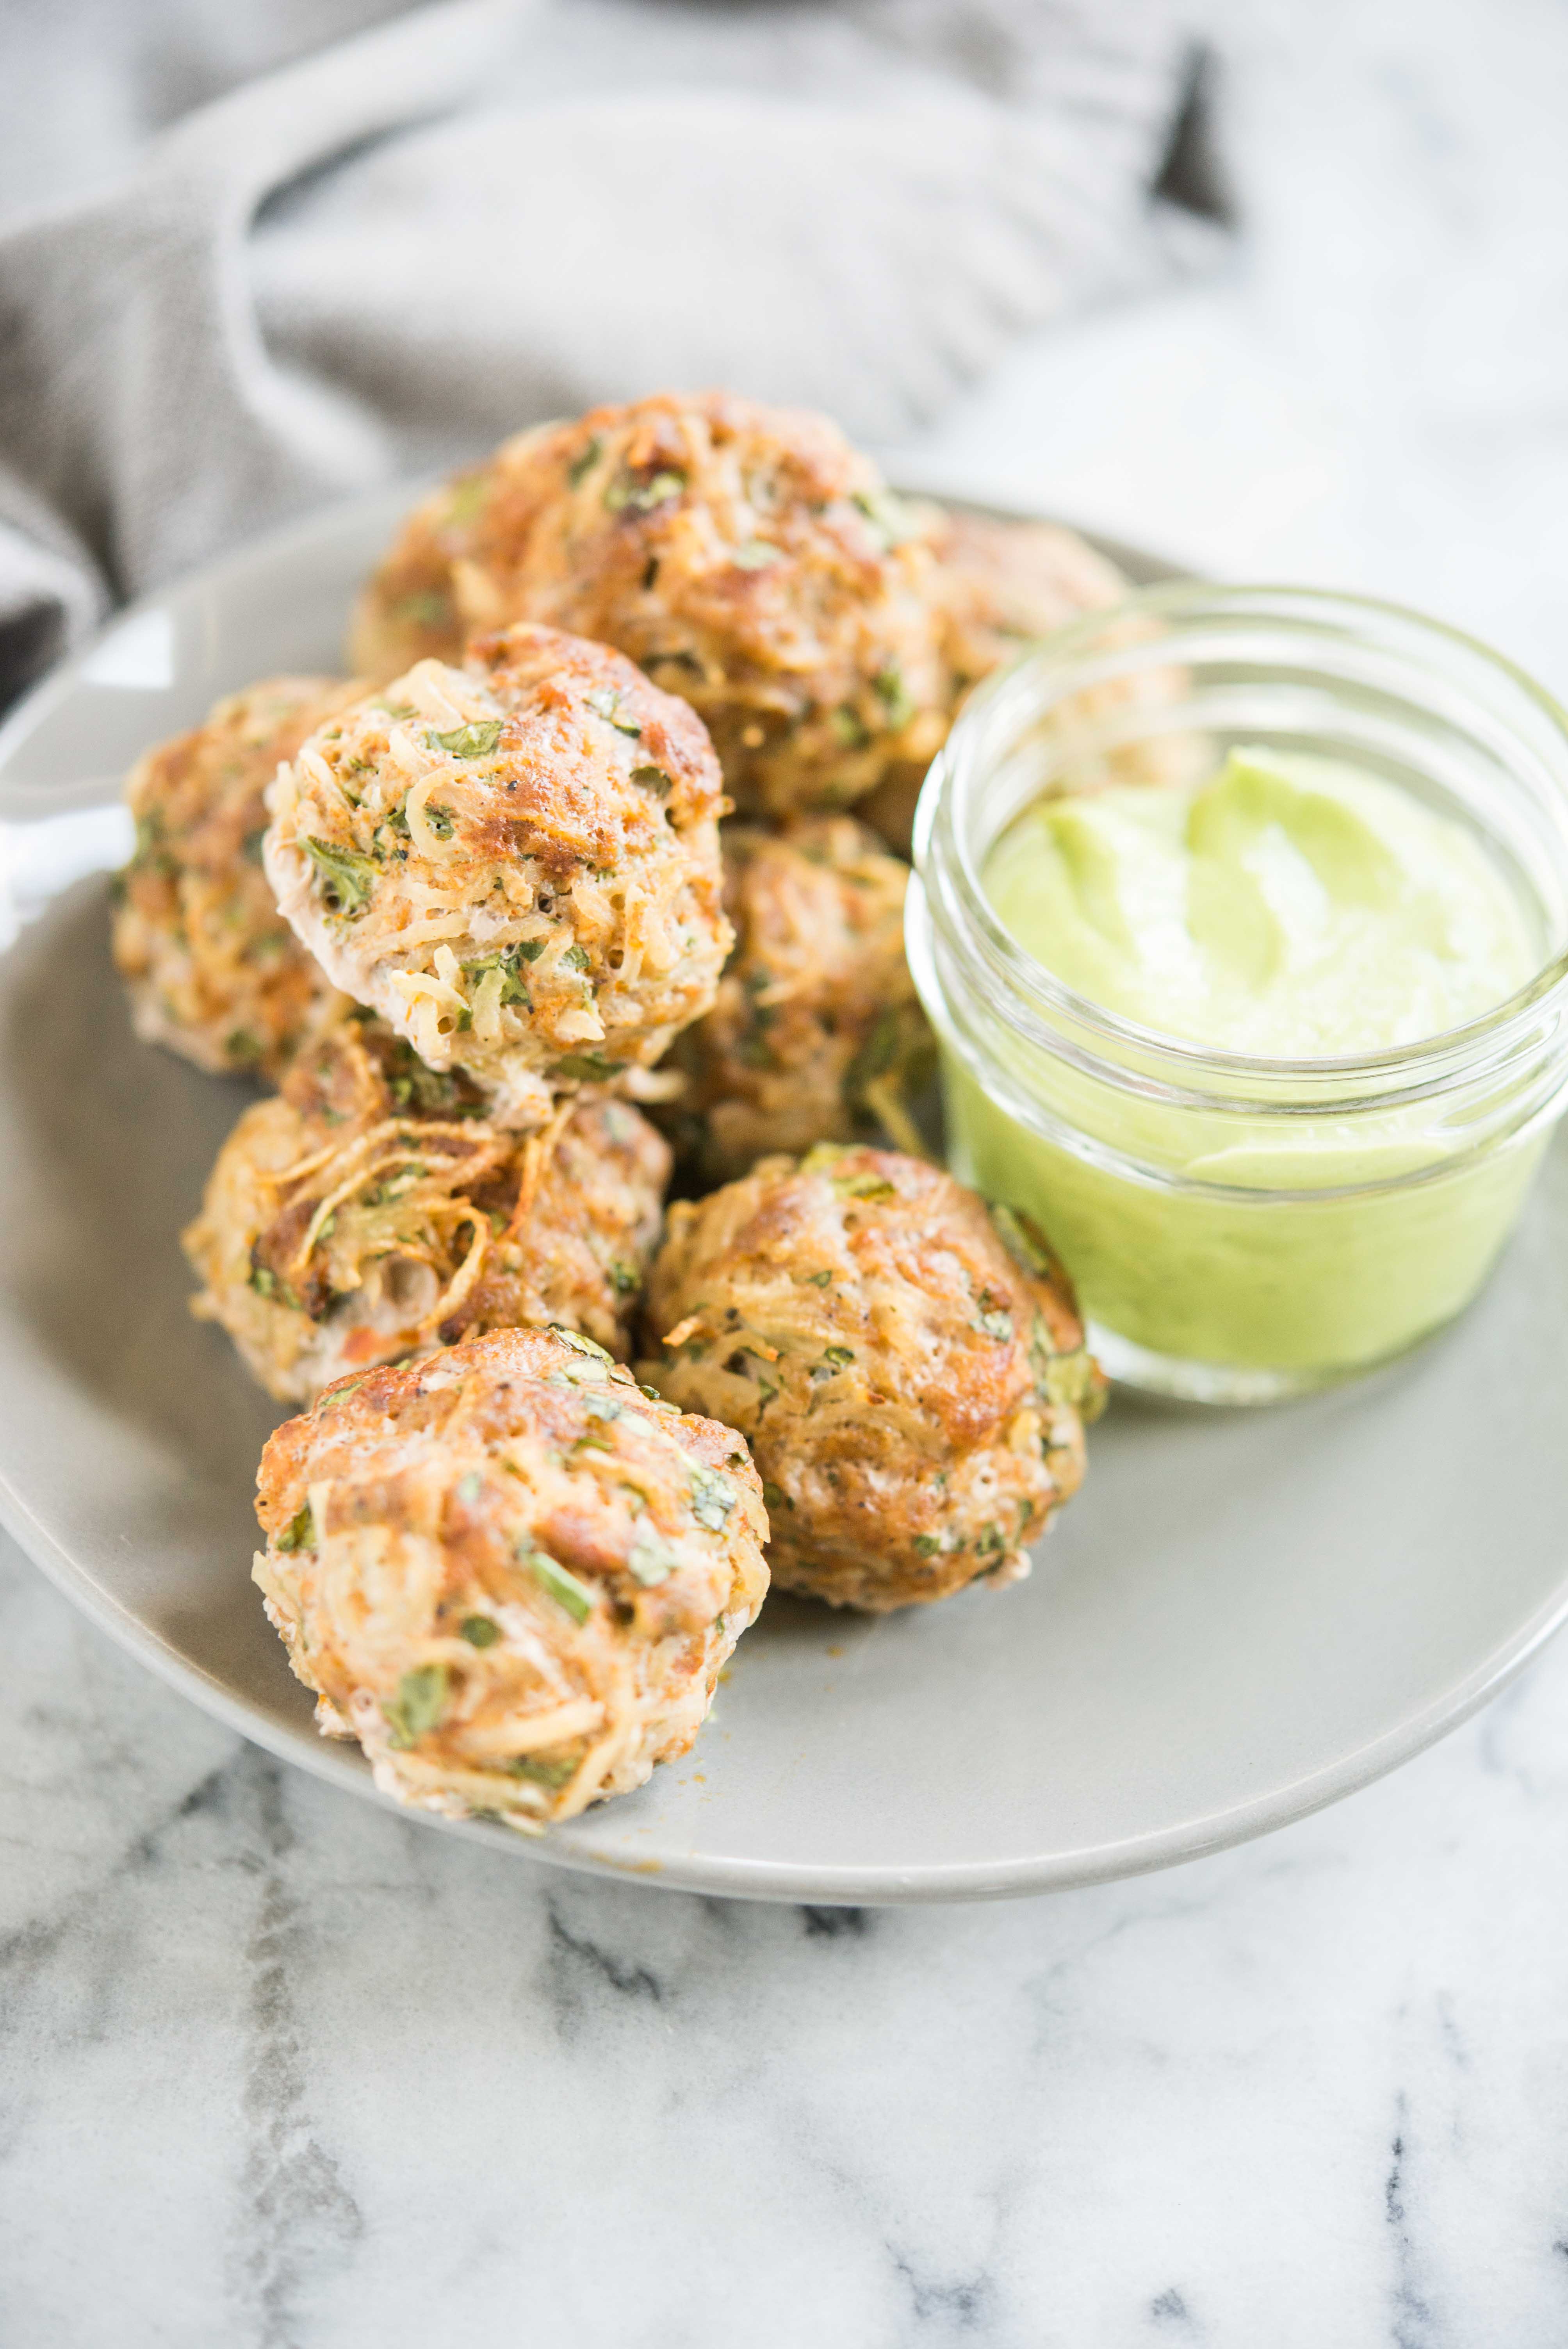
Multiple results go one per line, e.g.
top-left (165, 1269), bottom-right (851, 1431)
top-left (7, 1529), bottom-right (1568, 2346)
top-left (9, 1), bottom-right (1568, 2338)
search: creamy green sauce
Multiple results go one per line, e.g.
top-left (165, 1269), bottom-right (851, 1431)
top-left (986, 748), bottom-right (1534, 1057)
top-left (943, 747), bottom-right (1545, 1380)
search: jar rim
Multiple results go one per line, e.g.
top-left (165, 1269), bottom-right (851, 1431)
top-left (915, 579), bottom-right (1568, 1092)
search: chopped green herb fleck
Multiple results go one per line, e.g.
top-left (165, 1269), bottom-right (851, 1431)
top-left (976, 1292), bottom-right (1014, 1342)
top-left (1039, 1344), bottom-right (1102, 1415)
top-left (586, 689), bottom-right (641, 737)
top-left (247, 1262), bottom-right (298, 1310)
top-left (300, 837), bottom-right (375, 919)
top-left (802, 1144), bottom-right (895, 1200)
top-left (913, 1533), bottom-right (943, 1557)
top-left (432, 720), bottom-right (502, 760)
top-left (562, 942), bottom-right (591, 971)
top-left (732, 538), bottom-right (782, 570)
top-left (830, 705), bottom-right (870, 749)
top-left (361, 1165), bottom-right (426, 1208)
top-left (514, 937), bottom-right (547, 962)
top-left (990, 1202), bottom-right (1060, 1282)
top-left (455, 1471), bottom-right (484, 1506)
top-left (760, 1480), bottom-right (794, 1513)
top-left (394, 590), bottom-right (452, 628)
top-left (872, 662), bottom-right (915, 729)
top-left (803, 1269), bottom-right (833, 1287)
top-left (460, 1614), bottom-right (501, 1648)
top-left (550, 1053), bottom-right (625, 1083)
top-left (689, 1465), bottom-right (738, 1531)
top-left (606, 468), bottom-right (686, 513)
top-left (548, 1324), bottom-right (614, 1363)
top-left (521, 1543), bottom-right (595, 1624)
top-left (835, 1171), bottom-right (896, 1201)
top-left (567, 434), bottom-right (602, 487)
top-left (383, 1662), bottom-right (450, 1749)
top-left (607, 1260), bottom-right (639, 1295)
top-left (447, 474), bottom-right (490, 523)
top-left (461, 941), bottom-right (532, 1006)
top-left (277, 1501), bottom-right (315, 1553)
top-left (506, 1751), bottom-right (579, 1789)
top-left (627, 1527), bottom-right (677, 1588)
top-left (852, 487), bottom-right (919, 547)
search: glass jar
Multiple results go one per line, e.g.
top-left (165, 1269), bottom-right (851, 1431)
top-left (907, 585), bottom-right (1568, 1403)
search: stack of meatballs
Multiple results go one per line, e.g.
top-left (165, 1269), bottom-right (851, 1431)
top-left (114, 391), bottom-right (1111, 1835)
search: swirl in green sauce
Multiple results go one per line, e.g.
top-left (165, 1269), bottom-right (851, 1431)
top-left (945, 748), bottom-right (1545, 1379)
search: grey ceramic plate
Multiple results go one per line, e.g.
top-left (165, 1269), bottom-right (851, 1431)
top-left (1, 486), bottom-right (1566, 1906)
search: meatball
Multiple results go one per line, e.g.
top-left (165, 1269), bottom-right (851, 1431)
top-left (184, 1014), bottom-right (670, 1403)
top-left (341, 421), bottom-right (558, 681)
top-left (669, 817), bottom-right (932, 1184)
top-left (932, 509), bottom-right (1132, 695)
top-left (349, 392), bottom-right (951, 820)
top-left (253, 1326), bottom-right (769, 1828)
top-left (857, 511), bottom-right (1134, 856)
top-left (640, 1144), bottom-right (1104, 1611)
top-left (112, 675), bottom-right (358, 1078)
top-left (264, 623), bottom-right (730, 1129)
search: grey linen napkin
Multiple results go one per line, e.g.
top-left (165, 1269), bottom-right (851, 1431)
top-left (0, 0), bottom-right (1216, 710)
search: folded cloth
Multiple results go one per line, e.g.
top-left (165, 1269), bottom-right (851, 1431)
top-left (0, 0), bottom-right (1216, 711)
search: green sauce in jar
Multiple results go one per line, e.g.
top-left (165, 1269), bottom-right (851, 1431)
top-left (986, 748), bottom-right (1534, 1060)
top-left (946, 747), bottom-right (1542, 1388)
top-left (911, 586), bottom-right (1568, 1402)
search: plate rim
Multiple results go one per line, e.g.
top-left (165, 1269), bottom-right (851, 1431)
top-left (4, 479), bottom-right (1560, 1907)
top-left (7, 1443), bottom-right (1564, 1906)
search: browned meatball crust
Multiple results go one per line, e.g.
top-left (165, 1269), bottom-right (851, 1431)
top-left (857, 512), bottom-right (1135, 855)
top-left (932, 509), bottom-right (1132, 695)
top-left (640, 1144), bottom-right (1104, 1611)
top-left (349, 392), bottom-right (951, 819)
top-left (669, 816), bottom-right (932, 1183)
top-left (184, 1014), bottom-right (671, 1403)
top-left (264, 623), bottom-right (730, 1128)
top-left (112, 676), bottom-right (358, 1077)
top-left (254, 1327), bottom-right (769, 1827)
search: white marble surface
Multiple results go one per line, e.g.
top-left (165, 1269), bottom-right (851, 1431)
top-left (9, 3), bottom-right (1568, 2342)
top-left (8, 1535), bottom-right (1568, 2345)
